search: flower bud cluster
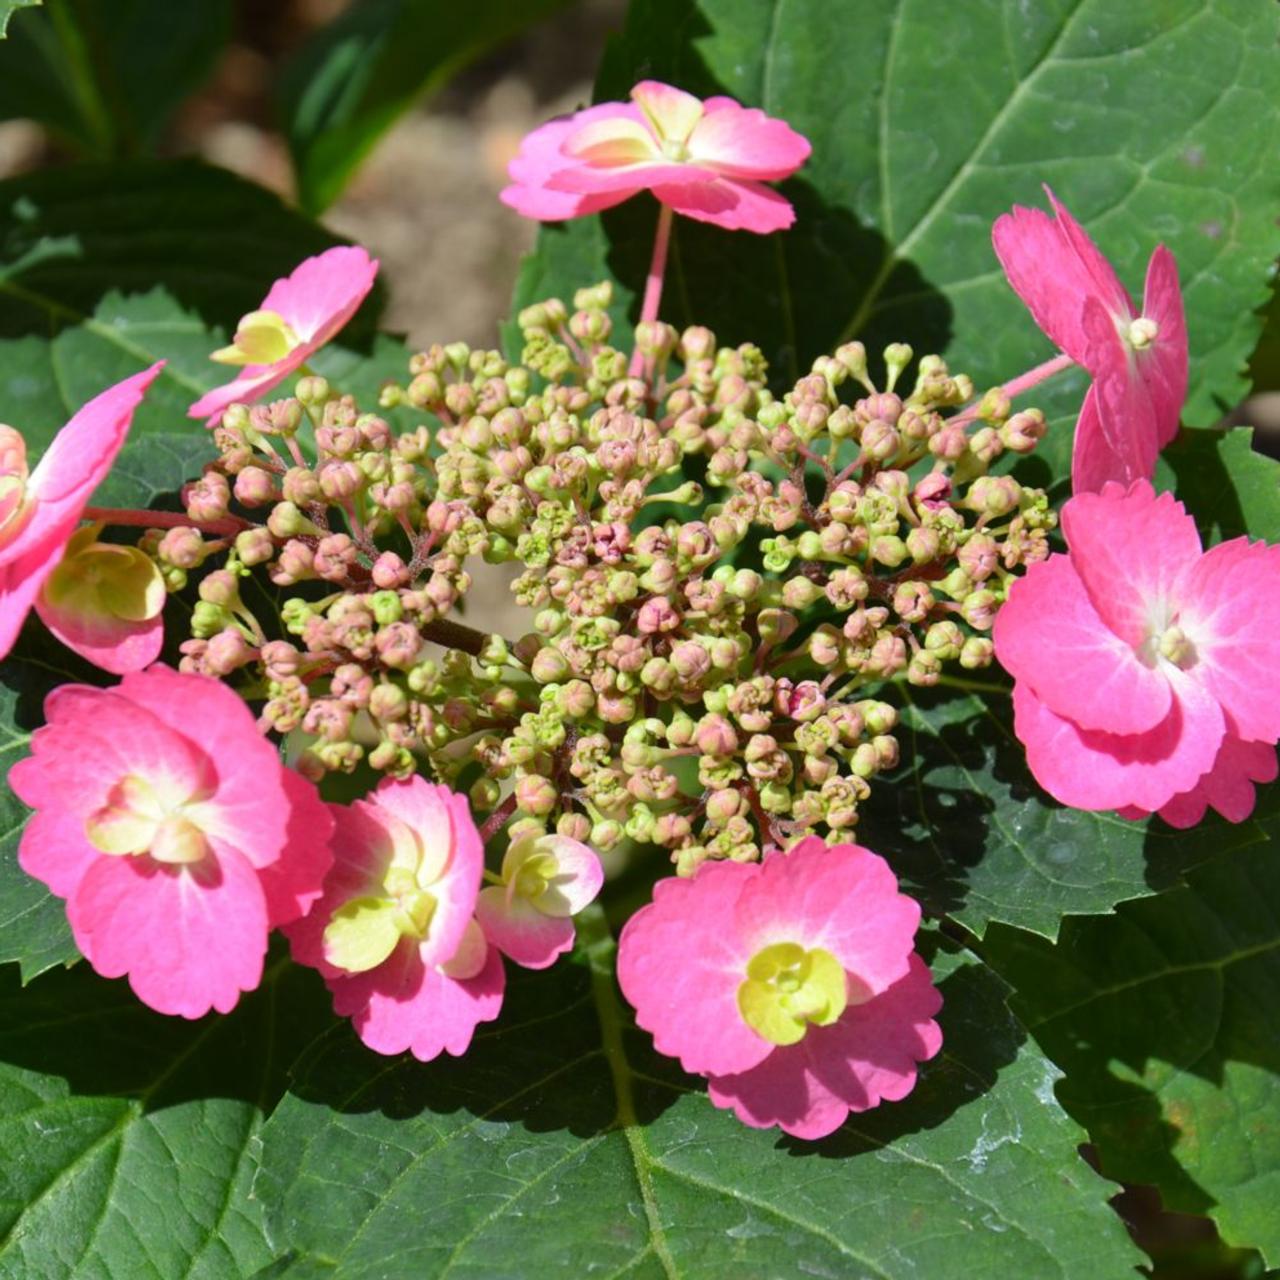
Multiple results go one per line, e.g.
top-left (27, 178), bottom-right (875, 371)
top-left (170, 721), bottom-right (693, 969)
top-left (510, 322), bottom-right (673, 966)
top-left (155, 283), bottom-right (1053, 872)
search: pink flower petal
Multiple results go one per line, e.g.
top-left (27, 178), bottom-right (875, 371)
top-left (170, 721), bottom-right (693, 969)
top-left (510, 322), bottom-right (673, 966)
top-left (688, 101), bottom-right (812, 180)
top-left (618, 860), bottom-right (773, 1078)
top-left (1043, 186), bottom-right (1134, 325)
top-left (1070, 381), bottom-right (1147, 497)
top-left (1060, 480), bottom-right (1202, 649)
top-left (118, 666), bottom-right (293, 869)
top-left (332, 934), bottom-right (505, 1061)
top-left (475, 885), bottom-right (576, 969)
top-left (67, 847), bottom-right (268, 1018)
top-left (707, 954), bottom-right (943, 1140)
top-left (34, 592), bottom-right (163, 675)
top-left (631, 81), bottom-right (704, 142)
top-left (1178, 537), bottom-right (1280, 745)
top-left (549, 159), bottom-right (718, 195)
top-left (733, 838), bottom-right (918, 997)
top-left (256, 768), bottom-right (335, 926)
top-left (498, 182), bottom-right (632, 221)
top-left (15, 805), bottom-right (99, 899)
top-left (1012, 677), bottom-right (1225, 814)
top-left (994, 553), bottom-right (1171, 735)
top-left (651, 177), bottom-right (796, 233)
top-left (1154, 734), bottom-right (1278, 828)
top-left (1140, 245), bottom-right (1187, 449)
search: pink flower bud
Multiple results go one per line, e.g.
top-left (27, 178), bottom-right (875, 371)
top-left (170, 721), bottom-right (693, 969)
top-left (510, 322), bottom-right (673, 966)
top-left (260, 640), bottom-right (301, 679)
top-left (375, 621), bottom-right (422, 670)
top-left (158, 526), bottom-right (204, 569)
top-left (516, 774), bottom-right (557, 816)
top-left (198, 569), bottom-right (240, 607)
top-left (637, 596), bottom-right (680, 634)
top-left (184, 472), bottom-right (231, 522)
top-left (282, 467), bottom-right (321, 505)
top-left (205, 628), bottom-right (255, 676)
top-left (372, 551), bottom-right (410, 589)
top-left (314, 534), bottom-right (357, 581)
top-left (928, 423), bottom-right (968, 461)
top-left (234, 466), bottom-right (277, 507)
top-left (958, 534), bottom-right (1000, 582)
top-left (236, 526), bottom-right (275, 566)
top-left (695, 713), bottom-right (738, 757)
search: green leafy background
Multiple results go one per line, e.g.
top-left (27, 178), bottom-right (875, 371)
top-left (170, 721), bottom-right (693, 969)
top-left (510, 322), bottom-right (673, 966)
top-left (1, 0), bottom-right (1279, 1275)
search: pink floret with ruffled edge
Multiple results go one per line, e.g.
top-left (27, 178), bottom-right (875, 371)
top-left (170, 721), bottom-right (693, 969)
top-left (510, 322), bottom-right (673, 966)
top-left (501, 80), bottom-right (810, 235)
top-left (9, 665), bottom-right (333, 1018)
top-left (617, 838), bottom-right (941, 1138)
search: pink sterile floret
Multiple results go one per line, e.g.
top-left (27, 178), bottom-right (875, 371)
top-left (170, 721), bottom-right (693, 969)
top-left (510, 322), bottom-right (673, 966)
top-left (502, 80), bottom-right (811, 234)
top-left (285, 777), bottom-right (503, 1061)
top-left (475, 833), bottom-right (604, 969)
top-left (0, 364), bottom-right (163, 663)
top-left (9, 665), bottom-right (334, 1018)
top-left (188, 246), bottom-right (379, 425)
top-left (993, 186), bottom-right (1186, 494)
top-left (617, 838), bottom-right (942, 1140)
top-left (995, 479), bottom-right (1280, 820)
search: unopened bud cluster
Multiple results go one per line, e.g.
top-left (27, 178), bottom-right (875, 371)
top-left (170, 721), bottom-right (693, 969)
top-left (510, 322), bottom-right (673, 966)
top-left (148, 281), bottom-right (1054, 872)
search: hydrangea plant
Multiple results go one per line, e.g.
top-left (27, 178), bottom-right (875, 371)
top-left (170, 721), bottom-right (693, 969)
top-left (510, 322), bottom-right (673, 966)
top-left (3, 3), bottom-right (1280, 1276)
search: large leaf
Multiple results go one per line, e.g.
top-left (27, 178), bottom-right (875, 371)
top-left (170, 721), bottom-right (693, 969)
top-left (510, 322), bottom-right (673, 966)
top-left (983, 843), bottom-right (1280, 1266)
top-left (860, 686), bottom-right (1280, 940)
top-left (256, 917), bottom-right (1143, 1278)
top-left (0, 954), bottom-right (330, 1278)
top-left (279, 0), bottom-right (571, 215)
top-left (0, 159), bottom-right (382, 343)
top-left (512, 0), bottom-right (1280, 438)
top-left (1160, 424), bottom-right (1280, 544)
top-left (0, 0), bottom-right (231, 157)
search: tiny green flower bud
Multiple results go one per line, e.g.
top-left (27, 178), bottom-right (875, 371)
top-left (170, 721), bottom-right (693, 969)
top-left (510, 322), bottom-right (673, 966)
top-left (960, 635), bottom-right (995, 669)
top-left (370, 590), bottom-right (403, 625)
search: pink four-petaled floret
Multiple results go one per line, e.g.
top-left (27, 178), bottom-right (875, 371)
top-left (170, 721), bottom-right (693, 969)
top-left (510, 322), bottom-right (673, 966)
top-left (502, 80), bottom-right (811, 234)
top-left (188, 246), bottom-right (379, 425)
top-left (995, 479), bottom-right (1280, 823)
top-left (618, 838), bottom-right (941, 1140)
top-left (10, 665), bottom-right (334, 1017)
top-left (285, 776), bottom-right (504, 1061)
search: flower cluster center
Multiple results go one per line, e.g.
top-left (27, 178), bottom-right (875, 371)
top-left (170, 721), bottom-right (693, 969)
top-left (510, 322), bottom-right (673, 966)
top-left (211, 309), bottom-right (301, 368)
top-left (1127, 316), bottom-right (1159, 350)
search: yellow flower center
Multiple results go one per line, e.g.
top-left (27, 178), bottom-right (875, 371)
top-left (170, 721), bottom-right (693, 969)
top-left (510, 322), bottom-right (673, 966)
top-left (737, 941), bottom-right (848, 1046)
top-left (41, 524), bottom-right (166, 623)
top-left (322, 815), bottom-right (449, 974)
top-left (85, 774), bottom-right (210, 865)
top-left (1156, 623), bottom-right (1196, 668)
top-left (1127, 316), bottom-right (1159, 350)
top-left (210, 309), bottom-right (301, 367)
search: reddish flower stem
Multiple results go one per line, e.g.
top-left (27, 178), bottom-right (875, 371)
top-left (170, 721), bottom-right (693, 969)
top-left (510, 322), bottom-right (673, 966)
top-left (628, 202), bottom-right (675, 379)
top-left (479, 792), bottom-right (519, 843)
top-left (83, 506), bottom-right (250, 536)
top-left (950, 351), bottom-right (1074, 427)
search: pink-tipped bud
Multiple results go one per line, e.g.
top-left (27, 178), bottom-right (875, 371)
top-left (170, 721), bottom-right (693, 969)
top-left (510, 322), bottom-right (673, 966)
top-left (158, 526), bottom-right (204, 569)
top-left (695, 713), bottom-right (738, 757)
top-left (234, 466), bottom-right (277, 507)
top-left (372, 551), bottom-right (410, 589)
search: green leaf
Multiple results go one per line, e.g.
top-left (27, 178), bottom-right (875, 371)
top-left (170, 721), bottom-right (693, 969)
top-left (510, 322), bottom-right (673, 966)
top-left (0, 0), bottom-right (231, 157)
top-left (0, 953), bottom-right (331, 1277)
top-left (512, 0), bottom-right (1280, 440)
top-left (0, 0), bottom-right (38, 37)
top-left (860, 687), bottom-right (1280, 940)
top-left (0, 158), bottom-right (382, 344)
top-left (279, 0), bottom-right (571, 215)
top-left (1160, 425), bottom-right (1280, 544)
top-left (257, 920), bottom-right (1142, 1278)
top-left (983, 843), bottom-right (1280, 1266)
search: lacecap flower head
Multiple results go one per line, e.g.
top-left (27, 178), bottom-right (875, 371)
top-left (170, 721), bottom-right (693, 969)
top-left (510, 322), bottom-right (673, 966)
top-left (618, 838), bottom-right (941, 1139)
top-left (189, 245), bottom-right (379, 425)
top-left (285, 776), bottom-right (504, 1061)
top-left (10, 665), bottom-right (334, 1017)
top-left (994, 479), bottom-right (1280, 823)
top-left (994, 187), bottom-right (1186, 493)
top-left (0, 364), bottom-right (164, 667)
top-left (502, 80), bottom-right (811, 234)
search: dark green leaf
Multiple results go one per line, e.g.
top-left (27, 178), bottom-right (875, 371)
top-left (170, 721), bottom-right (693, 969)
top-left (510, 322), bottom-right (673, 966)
top-left (1160, 425), bottom-right (1280, 544)
top-left (0, 0), bottom-right (38, 37)
top-left (0, 953), bottom-right (331, 1277)
top-left (279, 0), bottom-right (571, 215)
top-left (0, 0), bottom-right (231, 157)
top-left (257, 921), bottom-right (1142, 1278)
top-left (861, 686), bottom-right (1280, 940)
top-left (983, 843), bottom-right (1280, 1266)
top-left (513, 0), bottom-right (1280, 449)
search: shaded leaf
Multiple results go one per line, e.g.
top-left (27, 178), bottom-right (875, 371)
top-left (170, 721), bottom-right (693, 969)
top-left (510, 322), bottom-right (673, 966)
top-left (861, 686), bottom-right (1280, 940)
top-left (256, 923), bottom-right (1142, 1278)
top-left (983, 842), bottom-right (1280, 1266)
top-left (0, 954), bottom-right (331, 1278)
top-left (0, 0), bottom-right (37, 37)
top-left (279, 0), bottom-right (570, 215)
top-left (1160, 424), bottom-right (1280, 544)
top-left (0, 0), bottom-right (230, 157)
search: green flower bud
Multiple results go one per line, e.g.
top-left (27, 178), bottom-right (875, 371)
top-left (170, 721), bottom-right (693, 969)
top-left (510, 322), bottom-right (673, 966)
top-left (370, 590), bottom-right (403, 625)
